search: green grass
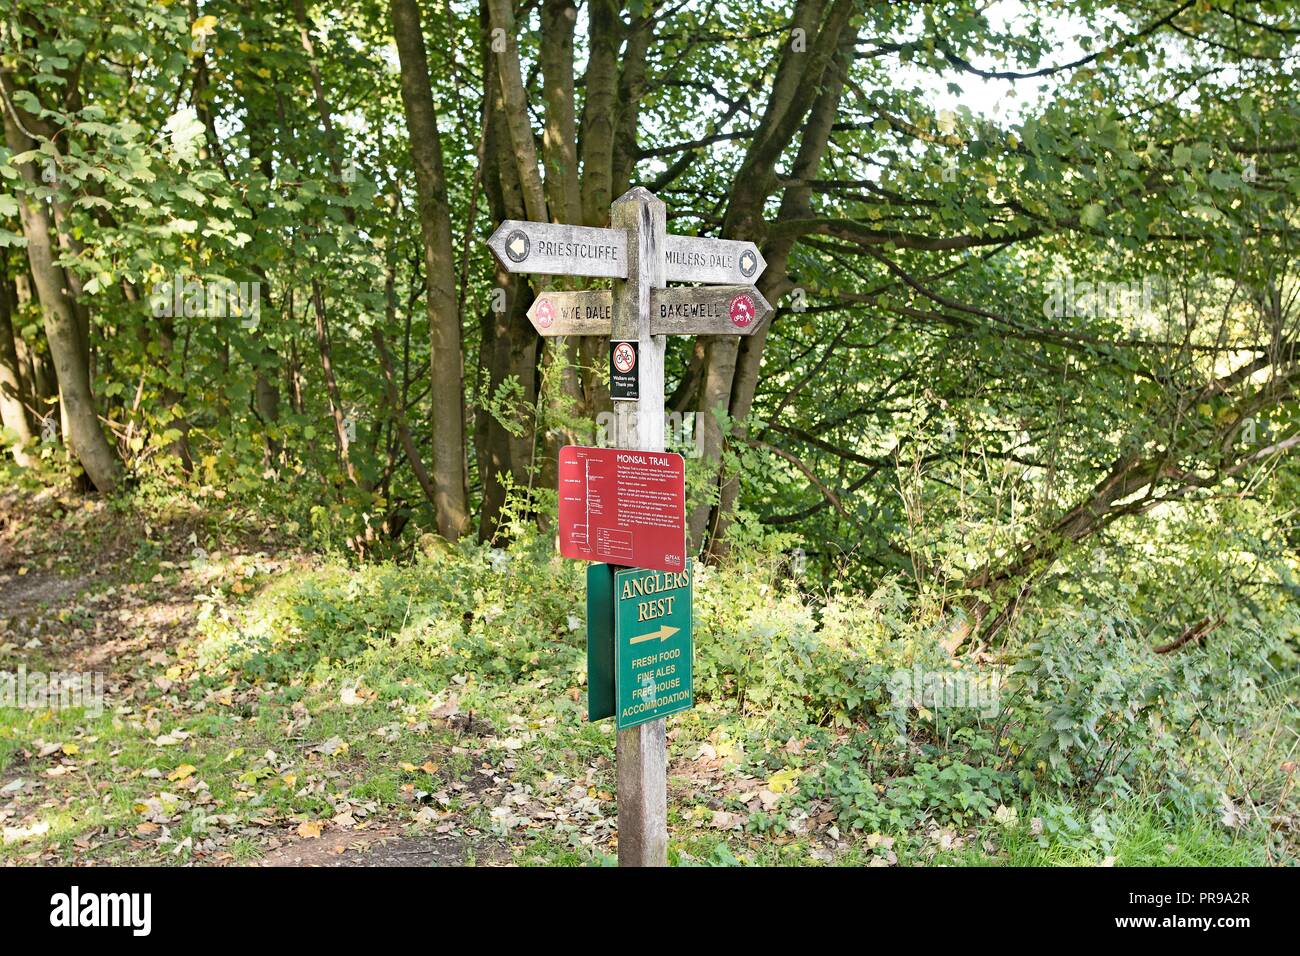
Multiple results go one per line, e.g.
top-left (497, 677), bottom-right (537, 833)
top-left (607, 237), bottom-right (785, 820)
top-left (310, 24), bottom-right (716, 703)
top-left (2, 515), bottom-right (1291, 866)
top-left (931, 799), bottom-right (1270, 867)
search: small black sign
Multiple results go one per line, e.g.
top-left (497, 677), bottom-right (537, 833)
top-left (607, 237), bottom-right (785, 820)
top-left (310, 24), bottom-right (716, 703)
top-left (610, 340), bottom-right (639, 401)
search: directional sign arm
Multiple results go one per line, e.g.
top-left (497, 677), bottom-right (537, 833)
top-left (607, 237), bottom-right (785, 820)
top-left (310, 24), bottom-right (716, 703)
top-left (527, 286), bottom-right (772, 337)
top-left (651, 285), bottom-right (773, 335)
top-left (527, 291), bottom-right (613, 336)
top-left (488, 221), bottom-right (765, 284)
top-left (488, 220), bottom-right (628, 278)
top-left (663, 234), bottom-right (767, 284)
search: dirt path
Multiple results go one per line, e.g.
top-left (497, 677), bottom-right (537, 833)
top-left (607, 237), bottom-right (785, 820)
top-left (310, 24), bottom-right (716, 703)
top-left (0, 490), bottom-right (519, 867)
top-left (256, 827), bottom-right (509, 866)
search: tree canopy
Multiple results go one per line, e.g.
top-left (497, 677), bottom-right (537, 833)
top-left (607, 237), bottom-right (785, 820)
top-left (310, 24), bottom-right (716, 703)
top-left (1, 0), bottom-right (1298, 643)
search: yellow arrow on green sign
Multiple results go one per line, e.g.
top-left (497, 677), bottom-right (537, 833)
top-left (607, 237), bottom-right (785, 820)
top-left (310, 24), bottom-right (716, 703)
top-left (629, 624), bottom-right (679, 645)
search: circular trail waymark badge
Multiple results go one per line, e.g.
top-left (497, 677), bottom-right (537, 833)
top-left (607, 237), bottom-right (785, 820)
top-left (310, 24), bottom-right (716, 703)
top-left (505, 229), bottom-right (530, 263)
top-left (612, 341), bottom-right (637, 374)
top-left (534, 297), bottom-right (555, 329)
top-left (739, 249), bottom-right (758, 278)
top-left (729, 293), bottom-right (756, 329)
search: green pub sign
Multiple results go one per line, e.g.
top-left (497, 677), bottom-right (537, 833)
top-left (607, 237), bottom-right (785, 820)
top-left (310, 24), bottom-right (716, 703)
top-left (587, 563), bottom-right (693, 729)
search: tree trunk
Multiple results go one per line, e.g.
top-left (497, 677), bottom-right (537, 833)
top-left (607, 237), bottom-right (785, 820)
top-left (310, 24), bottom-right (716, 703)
top-left (2, 108), bottom-right (121, 491)
top-left (14, 271), bottom-right (56, 410)
top-left (611, 10), bottom-right (655, 199)
top-left (486, 0), bottom-right (549, 223)
top-left (241, 70), bottom-right (283, 461)
top-left (540, 0), bottom-right (581, 227)
top-left (572, 0), bottom-right (625, 423)
top-left (0, 268), bottom-right (35, 463)
top-left (391, 0), bottom-right (472, 539)
top-left (309, 278), bottom-right (358, 486)
top-left (692, 0), bottom-right (854, 556)
top-left (707, 24), bottom-right (857, 557)
top-left (579, 0), bottom-right (620, 227)
top-left (475, 3), bottom-right (541, 541)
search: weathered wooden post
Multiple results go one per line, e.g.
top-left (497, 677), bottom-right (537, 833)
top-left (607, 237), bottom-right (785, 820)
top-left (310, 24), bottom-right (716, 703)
top-left (609, 186), bottom-right (668, 866)
top-left (487, 186), bottom-right (768, 868)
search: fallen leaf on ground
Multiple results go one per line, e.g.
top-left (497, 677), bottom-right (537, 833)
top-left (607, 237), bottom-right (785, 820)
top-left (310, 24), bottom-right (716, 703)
top-left (3, 821), bottom-right (50, 843)
top-left (710, 810), bottom-right (745, 830)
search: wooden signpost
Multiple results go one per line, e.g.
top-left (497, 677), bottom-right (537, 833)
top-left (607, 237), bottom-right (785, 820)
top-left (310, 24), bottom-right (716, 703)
top-left (488, 187), bottom-right (767, 867)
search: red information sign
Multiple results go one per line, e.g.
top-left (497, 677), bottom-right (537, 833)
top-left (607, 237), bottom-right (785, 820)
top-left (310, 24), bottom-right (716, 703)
top-left (558, 445), bottom-right (687, 572)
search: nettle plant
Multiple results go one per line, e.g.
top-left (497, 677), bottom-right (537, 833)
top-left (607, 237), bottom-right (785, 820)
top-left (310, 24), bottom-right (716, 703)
top-left (692, 565), bottom-right (956, 726)
top-left (1006, 604), bottom-right (1293, 807)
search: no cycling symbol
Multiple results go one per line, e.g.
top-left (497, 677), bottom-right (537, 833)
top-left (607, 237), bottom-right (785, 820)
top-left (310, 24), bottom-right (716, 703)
top-left (612, 341), bottom-right (636, 373)
top-left (610, 340), bottom-right (639, 400)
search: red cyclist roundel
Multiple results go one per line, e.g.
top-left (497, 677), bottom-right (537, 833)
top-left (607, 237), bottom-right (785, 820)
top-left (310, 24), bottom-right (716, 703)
top-left (534, 297), bottom-right (555, 329)
top-left (729, 293), bottom-right (756, 329)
